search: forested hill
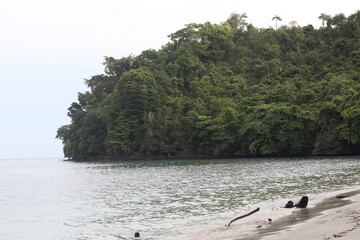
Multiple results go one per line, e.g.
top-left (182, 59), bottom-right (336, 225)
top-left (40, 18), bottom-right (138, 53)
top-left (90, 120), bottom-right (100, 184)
top-left (57, 11), bottom-right (360, 160)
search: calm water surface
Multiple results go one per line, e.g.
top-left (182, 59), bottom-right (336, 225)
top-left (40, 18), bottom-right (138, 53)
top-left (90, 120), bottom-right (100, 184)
top-left (0, 157), bottom-right (359, 240)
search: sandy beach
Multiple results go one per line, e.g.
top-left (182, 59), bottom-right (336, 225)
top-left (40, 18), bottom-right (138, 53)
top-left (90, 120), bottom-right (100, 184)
top-left (187, 188), bottom-right (360, 240)
top-left (262, 189), bottom-right (360, 240)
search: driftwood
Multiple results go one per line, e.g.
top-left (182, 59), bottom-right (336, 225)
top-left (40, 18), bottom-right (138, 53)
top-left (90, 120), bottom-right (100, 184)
top-left (295, 196), bottom-right (308, 208)
top-left (226, 207), bottom-right (260, 227)
top-left (335, 195), bottom-right (350, 199)
top-left (283, 196), bottom-right (309, 208)
top-left (285, 201), bottom-right (294, 208)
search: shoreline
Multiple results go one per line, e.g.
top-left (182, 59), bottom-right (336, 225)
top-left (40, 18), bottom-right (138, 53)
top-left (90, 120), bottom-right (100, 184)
top-left (64, 155), bottom-right (360, 163)
top-left (258, 188), bottom-right (360, 240)
top-left (187, 188), bottom-right (360, 240)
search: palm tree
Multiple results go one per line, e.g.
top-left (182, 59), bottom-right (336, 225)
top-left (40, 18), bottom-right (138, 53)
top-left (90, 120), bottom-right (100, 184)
top-left (227, 12), bottom-right (248, 30)
top-left (272, 15), bottom-right (282, 29)
top-left (289, 21), bottom-right (298, 28)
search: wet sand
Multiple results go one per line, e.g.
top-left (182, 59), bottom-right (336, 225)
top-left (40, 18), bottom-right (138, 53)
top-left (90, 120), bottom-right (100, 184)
top-left (188, 188), bottom-right (360, 240)
top-left (260, 189), bottom-right (360, 240)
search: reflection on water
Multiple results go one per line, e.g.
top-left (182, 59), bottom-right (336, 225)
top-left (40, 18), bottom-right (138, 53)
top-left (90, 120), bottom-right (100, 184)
top-left (0, 156), bottom-right (359, 239)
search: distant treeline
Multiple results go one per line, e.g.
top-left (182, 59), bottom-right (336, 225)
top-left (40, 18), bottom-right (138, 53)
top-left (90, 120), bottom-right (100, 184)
top-left (57, 11), bottom-right (360, 160)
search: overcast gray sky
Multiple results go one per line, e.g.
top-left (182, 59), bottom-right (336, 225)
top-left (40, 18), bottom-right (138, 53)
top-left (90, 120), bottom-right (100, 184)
top-left (0, 0), bottom-right (358, 159)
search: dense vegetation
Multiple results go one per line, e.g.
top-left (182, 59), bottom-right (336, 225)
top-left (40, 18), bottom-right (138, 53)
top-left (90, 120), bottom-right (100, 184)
top-left (57, 11), bottom-right (360, 160)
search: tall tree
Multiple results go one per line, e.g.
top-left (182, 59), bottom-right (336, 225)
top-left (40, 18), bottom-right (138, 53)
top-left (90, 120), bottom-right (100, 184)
top-left (226, 12), bottom-right (248, 30)
top-left (318, 13), bottom-right (331, 27)
top-left (289, 21), bottom-right (298, 28)
top-left (272, 15), bottom-right (282, 29)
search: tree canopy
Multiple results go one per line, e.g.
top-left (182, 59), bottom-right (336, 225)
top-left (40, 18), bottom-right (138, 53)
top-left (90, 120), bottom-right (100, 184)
top-left (57, 11), bottom-right (360, 160)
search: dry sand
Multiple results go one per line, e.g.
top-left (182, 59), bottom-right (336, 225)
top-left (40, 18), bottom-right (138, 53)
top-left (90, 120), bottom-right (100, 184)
top-left (262, 190), bottom-right (360, 240)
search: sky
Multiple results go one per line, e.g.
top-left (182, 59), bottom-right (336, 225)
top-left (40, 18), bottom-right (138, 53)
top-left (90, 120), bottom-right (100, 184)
top-left (0, 0), bottom-right (358, 159)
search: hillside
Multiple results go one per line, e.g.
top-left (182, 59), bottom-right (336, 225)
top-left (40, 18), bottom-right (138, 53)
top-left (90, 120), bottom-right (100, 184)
top-left (57, 11), bottom-right (360, 160)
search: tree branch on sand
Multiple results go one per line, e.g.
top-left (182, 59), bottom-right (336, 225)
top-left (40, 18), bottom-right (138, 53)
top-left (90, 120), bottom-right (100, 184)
top-left (226, 207), bottom-right (260, 227)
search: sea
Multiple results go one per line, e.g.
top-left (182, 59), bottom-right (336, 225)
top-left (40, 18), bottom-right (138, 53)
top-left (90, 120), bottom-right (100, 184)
top-left (0, 156), bottom-right (359, 240)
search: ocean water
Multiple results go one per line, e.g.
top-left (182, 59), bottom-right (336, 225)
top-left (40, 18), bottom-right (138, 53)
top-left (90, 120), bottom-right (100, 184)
top-left (0, 156), bottom-right (359, 240)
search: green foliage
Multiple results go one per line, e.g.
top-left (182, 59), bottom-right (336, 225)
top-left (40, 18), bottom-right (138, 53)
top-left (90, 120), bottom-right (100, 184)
top-left (57, 11), bottom-right (360, 159)
top-left (239, 103), bottom-right (315, 156)
top-left (193, 107), bottom-right (243, 155)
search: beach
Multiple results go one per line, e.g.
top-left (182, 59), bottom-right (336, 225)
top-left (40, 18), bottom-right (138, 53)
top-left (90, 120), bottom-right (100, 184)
top-left (2, 158), bottom-right (359, 240)
top-left (187, 188), bottom-right (360, 240)
top-left (262, 189), bottom-right (360, 240)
